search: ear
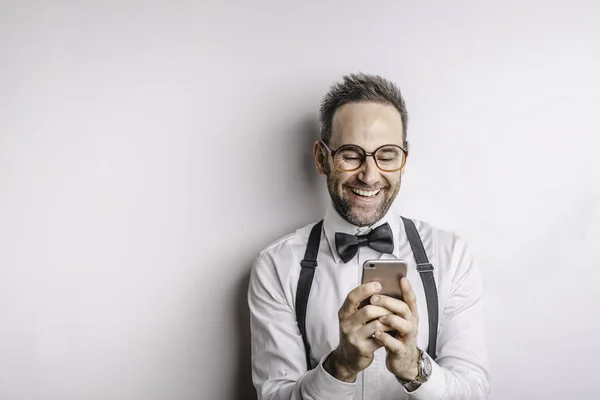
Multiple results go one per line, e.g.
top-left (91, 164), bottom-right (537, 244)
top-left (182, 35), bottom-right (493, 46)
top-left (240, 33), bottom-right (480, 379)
top-left (313, 141), bottom-right (327, 176)
top-left (400, 157), bottom-right (408, 176)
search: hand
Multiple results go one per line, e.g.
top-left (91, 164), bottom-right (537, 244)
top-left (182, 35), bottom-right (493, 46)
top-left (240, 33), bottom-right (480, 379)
top-left (371, 277), bottom-right (420, 381)
top-left (324, 281), bottom-right (393, 382)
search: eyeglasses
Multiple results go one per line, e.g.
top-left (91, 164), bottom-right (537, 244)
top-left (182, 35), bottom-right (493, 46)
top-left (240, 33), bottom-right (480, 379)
top-left (320, 140), bottom-right (408, 172)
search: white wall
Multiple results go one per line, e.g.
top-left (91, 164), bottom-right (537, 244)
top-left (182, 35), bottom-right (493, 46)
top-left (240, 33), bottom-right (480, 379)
top-left (1, 1), bottom-right (599, 399)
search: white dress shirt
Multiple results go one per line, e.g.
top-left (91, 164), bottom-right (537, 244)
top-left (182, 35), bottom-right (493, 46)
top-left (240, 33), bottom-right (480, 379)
top-left (248, 203), bottom-right (490, 400)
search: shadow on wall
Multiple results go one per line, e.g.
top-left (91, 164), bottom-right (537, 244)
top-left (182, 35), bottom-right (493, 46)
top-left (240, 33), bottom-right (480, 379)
top-left (234, 269), bottom-right (256, 400)
top-left (234, 115), bottom-right (322, 400)
top-left (295, 115), bottom-right (323, 192)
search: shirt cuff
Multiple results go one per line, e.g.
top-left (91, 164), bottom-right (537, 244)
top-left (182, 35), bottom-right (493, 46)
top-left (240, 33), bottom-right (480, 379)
top-left (404, 358), bottom-right (448, 400)
top-left (301, 352), bottom-right (356, 400)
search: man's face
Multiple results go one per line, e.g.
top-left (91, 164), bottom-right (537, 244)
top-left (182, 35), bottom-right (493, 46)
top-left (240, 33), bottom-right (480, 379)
top-left (314, 102), bottom-right (406, 227)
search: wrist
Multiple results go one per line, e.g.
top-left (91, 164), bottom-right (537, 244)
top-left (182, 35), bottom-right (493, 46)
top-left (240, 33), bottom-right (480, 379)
top-left (396, 348), bottom-right (432, 392)
top-left (401, 365), bottom-right (419, 382)
top-left (324, 350), bottom-right (357, 383)
top-left (395, 348), bottom-right (420, 381)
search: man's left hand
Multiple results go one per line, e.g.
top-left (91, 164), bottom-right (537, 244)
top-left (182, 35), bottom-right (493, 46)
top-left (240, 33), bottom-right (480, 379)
top-left (370, 277), bottom-right (420, 381)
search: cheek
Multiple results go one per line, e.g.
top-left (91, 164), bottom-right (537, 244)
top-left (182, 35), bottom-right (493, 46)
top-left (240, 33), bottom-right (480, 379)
top-left (335, 173), bottom-right (356, 190)
top-left (382, 173), bottom-right (400, 190)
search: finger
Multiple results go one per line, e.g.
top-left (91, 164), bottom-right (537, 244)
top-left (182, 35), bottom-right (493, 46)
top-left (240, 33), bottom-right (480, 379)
top-left (370, 294), bottom-right (411, 320)
top-left (341, 305), bottom-right (391, 342)
top-left (363, 337), bottom-right (385, 353)
top-left (339, 282), bottom-right (382, 320)
top-left (373, 331), bottom-right (405, 354)
top-left (378, 314), bottom-right (413, 337)
top-left (357, 317), bottom-right (390, 339)
top-left (400, 277), bottom-right (419, 320)
top-left (341, 332), bottom-right (383, 357)
top-left (353, 304), bottom-right (393, 326)
top-left (345, 320), bottom-right (385, 354)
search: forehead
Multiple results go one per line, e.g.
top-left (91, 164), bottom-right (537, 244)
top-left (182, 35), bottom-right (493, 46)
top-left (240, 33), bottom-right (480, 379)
top-left (330, 102), bottom-right (404, 150)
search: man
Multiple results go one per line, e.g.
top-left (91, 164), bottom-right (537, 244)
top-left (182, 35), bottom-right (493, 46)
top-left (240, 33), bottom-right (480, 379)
top-left (248, 73), bottom-right (489, 399)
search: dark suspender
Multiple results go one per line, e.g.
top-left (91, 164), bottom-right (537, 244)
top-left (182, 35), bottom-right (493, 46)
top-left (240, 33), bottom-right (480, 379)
top-left (401, 217), bottom-right (439, 360)
top-left (295, 220), bottom-right (323, 370)
top-left (295, 218), bottom-right (439, 370)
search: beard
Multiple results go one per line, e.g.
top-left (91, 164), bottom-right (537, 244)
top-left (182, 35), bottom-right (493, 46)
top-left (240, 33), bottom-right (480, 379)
top-left (324, 163), bottom-right (401, 227)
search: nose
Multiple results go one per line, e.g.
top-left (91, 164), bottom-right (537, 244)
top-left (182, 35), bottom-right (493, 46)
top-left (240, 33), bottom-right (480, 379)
top-left (357, 156), bottom-right (380, 186)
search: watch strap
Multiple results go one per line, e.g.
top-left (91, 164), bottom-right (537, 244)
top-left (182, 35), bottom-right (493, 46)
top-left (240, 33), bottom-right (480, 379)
top-left (396, 348), bottom-right (429, 391)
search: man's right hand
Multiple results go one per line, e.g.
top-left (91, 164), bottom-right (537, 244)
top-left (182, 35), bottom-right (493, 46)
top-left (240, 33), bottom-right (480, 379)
top-left (323, 281), bottom-right (393, 382)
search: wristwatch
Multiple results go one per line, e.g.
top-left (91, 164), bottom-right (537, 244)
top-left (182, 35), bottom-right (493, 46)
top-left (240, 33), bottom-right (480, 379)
top-left (396, 348), bottom-right (432, 392)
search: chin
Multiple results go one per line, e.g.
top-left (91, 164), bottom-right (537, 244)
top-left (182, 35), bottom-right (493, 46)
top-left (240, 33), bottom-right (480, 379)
top-left (352, 215), bottom-right (380, 227)
top-left (347, 208), bottom-right (383, 227)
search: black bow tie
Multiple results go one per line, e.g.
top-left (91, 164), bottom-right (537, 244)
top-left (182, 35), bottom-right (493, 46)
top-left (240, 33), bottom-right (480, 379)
top-left (335, 222), bottom-right (394, 263)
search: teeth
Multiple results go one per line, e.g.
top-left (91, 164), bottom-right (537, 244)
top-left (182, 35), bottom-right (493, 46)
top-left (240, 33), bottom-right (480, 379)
top-left (351, 188), bottom-right (380, 197)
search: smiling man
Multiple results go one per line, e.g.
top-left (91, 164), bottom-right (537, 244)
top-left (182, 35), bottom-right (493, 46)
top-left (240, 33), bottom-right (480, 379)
top-left (318, 101), bottom-right (404, 227)
top-left (248, 73), bottom-right (490, 400)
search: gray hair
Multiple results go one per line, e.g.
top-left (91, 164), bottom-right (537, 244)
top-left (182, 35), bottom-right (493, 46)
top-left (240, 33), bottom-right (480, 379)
top-left (319, 73), bottom-right (408, 149)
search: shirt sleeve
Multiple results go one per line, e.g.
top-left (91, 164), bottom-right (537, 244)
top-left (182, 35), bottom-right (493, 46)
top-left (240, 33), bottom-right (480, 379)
top-left (406, 236), bottom-right (490, 399)
top-left (248, 252), bottom-right (356, 400)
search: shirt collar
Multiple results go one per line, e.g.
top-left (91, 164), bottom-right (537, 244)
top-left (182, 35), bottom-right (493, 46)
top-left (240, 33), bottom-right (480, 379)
top-left (323, 201), bottom-right (401, 264)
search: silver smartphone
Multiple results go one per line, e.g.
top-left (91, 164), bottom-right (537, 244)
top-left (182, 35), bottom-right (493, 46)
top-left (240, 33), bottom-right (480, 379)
top-left (360, 259), bottom-right (408, 308)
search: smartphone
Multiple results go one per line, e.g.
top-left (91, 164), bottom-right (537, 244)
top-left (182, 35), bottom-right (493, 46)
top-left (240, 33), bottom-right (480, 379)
top-left (360, 259), bottom-right (408, 309)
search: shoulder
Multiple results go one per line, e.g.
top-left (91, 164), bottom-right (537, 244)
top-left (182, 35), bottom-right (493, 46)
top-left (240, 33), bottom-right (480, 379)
top-left (400, 216), bottom-right (481, 295)
top-left (258, 221), bottom-right (319, 258)
top-left (400, 215), bottom-right (468, 249)
top-left (252, 220), bottom-right (321, 275)
top-left (249, 220), bottom-right (322, 302)
top-left (399, 215), bottom-right (474, 275)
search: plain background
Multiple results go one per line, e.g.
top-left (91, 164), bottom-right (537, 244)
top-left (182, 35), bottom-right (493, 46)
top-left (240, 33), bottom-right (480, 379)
top-left (1, 1), bottom-right (599, 399)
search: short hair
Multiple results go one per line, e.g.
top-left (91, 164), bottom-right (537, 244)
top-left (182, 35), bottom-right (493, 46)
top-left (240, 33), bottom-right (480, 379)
top-left (319, 73), bottom-right (408, 149)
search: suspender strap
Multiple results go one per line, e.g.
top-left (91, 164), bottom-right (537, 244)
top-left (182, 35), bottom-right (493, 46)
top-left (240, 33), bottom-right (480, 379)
top-left (401, 217), bottom-right (439, 360)
top-left (295, 220), bottom-right (323, 370)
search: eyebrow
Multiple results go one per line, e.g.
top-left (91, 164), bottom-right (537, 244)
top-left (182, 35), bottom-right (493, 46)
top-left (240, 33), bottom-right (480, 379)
top-left (377, 147), bottom-right (400, 153)
top-left (337, 143), bottom-right (363, 149)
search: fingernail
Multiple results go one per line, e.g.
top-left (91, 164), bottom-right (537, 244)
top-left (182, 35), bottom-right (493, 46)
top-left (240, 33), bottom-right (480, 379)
top-left (373, 282), bottom-right (382, 291)
top-left (379, 315), bottom-right (387, 321)
top-left (371, 295), bottom-right (379, 304)
top-left (374, 331), bottom-right (382, 338)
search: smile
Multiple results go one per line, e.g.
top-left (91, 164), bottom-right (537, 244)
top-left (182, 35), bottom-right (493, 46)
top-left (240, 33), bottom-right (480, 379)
top-left (350, 188), bottom-right (381, 197)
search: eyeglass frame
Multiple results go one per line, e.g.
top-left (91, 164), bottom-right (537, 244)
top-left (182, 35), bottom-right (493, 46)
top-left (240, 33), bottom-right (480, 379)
top-left (320, 140), bottom-right (409, 172)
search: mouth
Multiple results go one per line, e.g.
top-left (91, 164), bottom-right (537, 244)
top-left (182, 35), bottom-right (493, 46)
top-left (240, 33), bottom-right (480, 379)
top-left (348, 187), bottom-right (382, 200)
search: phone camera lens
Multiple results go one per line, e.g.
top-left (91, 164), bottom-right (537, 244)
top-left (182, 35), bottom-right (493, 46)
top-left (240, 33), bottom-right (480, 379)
top-left (370, 264), bottom-right (375, 268)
